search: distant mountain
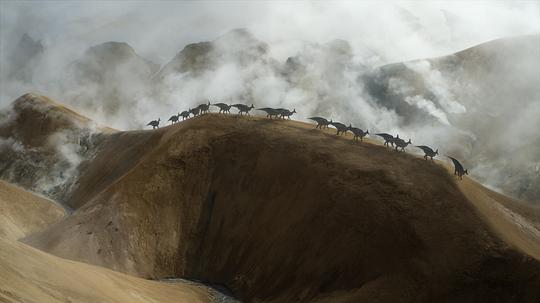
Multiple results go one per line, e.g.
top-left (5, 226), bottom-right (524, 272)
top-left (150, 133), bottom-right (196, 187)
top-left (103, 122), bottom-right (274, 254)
top-left (363, 34), bottom-right (540, 124)
top-left (362, 34), bottom-right (540, 203)
top-left (280, 39), bottom-right (362, 115)
top-left (71, 41), bottom-right (159, 83)
top-left (157, 28), bottom-right (271, 78)
top-left (6, 33), bottom-right (44, 82)
top-left (65, 41), bottom-right (159, 119)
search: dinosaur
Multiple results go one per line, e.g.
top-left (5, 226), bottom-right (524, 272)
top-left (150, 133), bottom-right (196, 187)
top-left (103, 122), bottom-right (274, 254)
top-left (274, 108), bottom-right (286, 119)
top-left (146, 118), bottom-right (160, 129)
top-left (179, 110), bottom-right (190, 120)
top-left (189, 107), bottom-right (200, 117)
top-left (308, 117), bottom-right (330, 129)
top-left (350, 127), bottom-right (369, 142)
top-left (374, 133), bottom-right (396, 147)
top-left (198, 101), bottom-right (211, 114)
top-left (448, 156), bottom-right (468, 180)
top-left (394, 137), bottom-right (412, 152)
top-left (279, 108), bottom-right (296, 119)
top-left (329, 121), bottom-right (350, 136)
top-left (416, 145), bottom-right (438, 160)
top-left (168, 113), bottom-right (179, 124)
top-left (212, 103), bottom-right (232, 114)
top-left (257, 108), bottom-right (280, 119)
top-left (232, 104), bottom-right (255, 115)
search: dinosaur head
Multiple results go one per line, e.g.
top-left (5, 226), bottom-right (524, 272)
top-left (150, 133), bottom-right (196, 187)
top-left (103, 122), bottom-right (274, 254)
top-left (366, 129), bottom-right (369, 134)
top-left (250, 104), bottom-right (254, 109)
top-left (396, 134), bottom-right (400, 139)
top-left (348, 123), bottom-right (352, 129)
top-left (407, 139), bottom-right (411, 144)
top-left (292, 109), bottom-right (296, 114)
top-left (465, 169), bottom-right (468, 175)
top-left (330, 119), bottom-right (333, 124)
top-left (435, 149), bottom-right (439, 155)
top-left (158, 118), bottom-right (161, 122)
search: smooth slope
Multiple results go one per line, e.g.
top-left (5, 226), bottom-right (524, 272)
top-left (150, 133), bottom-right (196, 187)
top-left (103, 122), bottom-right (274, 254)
top-left (0, 180), bottom-right (211, 303)
top-left (0, 180), bottom-right (65, 240)
top-left (26, 113), bottom-right (540, 303)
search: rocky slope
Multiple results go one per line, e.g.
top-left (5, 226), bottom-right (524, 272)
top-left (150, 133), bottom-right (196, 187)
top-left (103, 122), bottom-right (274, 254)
top-left (0, 93), bottom-right (114, 203)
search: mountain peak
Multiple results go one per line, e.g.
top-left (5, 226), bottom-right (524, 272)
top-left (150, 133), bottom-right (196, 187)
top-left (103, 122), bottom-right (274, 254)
top-left (85, 41), bottom-right (136, 59)
top-left (216, 28), bottom-right (256, 41)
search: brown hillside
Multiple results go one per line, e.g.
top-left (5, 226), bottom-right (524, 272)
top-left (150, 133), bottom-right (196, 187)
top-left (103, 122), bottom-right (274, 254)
top-left (26, 113), bottom-right (540, 303)
top-left (0, 93), bottom-right (117, 202)
top-left (0, 180), bottom-right (65, 240)
top-left (0, 93), bottom-right (114, 148)
top-left (0, 181), bottom-right (211, 303)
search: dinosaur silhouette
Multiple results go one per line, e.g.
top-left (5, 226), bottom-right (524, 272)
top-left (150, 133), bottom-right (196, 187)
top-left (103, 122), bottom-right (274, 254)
top-left (279, 108), bottom-right (296, 119)
top-left (257, 108), bottom-right (280, 119)
top-left (146, 118), bottom-right (160, 129)
top-left (394, 137), bottom-right (412, 152)
top-left (168, 113), bottom-right (179, 124)
top-left (416, 145), bottom-right (438, 160)
top-left (274, 108), bottom-right (286, 119)
top-left (212, 103), bottom-right (232, 114)
top-left (329, 121), bottom-right (350, 136)
top-left (179, 110), bottom-right (190, 120)
top-left (189, 107), bottom-right (200, 117)
top-left (232, 104), bottom-right (254, 115)
top-left (198, 101), bottom-right (211, 114)
top-left (350, 127), bottom-right (369, 142)
top-left (308, 117), bottom-right (330, 129)
top-left (448, 156), bottom-right (468, 180)
top-left (375, 133), bottom-right (396, 147)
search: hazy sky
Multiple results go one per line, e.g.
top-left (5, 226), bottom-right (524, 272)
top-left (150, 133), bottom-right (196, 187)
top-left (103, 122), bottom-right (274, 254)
top-left (1, 0), bottom-right (539, 65)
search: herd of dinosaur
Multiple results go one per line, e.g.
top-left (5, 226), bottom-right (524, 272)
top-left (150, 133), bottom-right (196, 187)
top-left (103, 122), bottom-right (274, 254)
top-left (146, 102), bottom-right (469, 180)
